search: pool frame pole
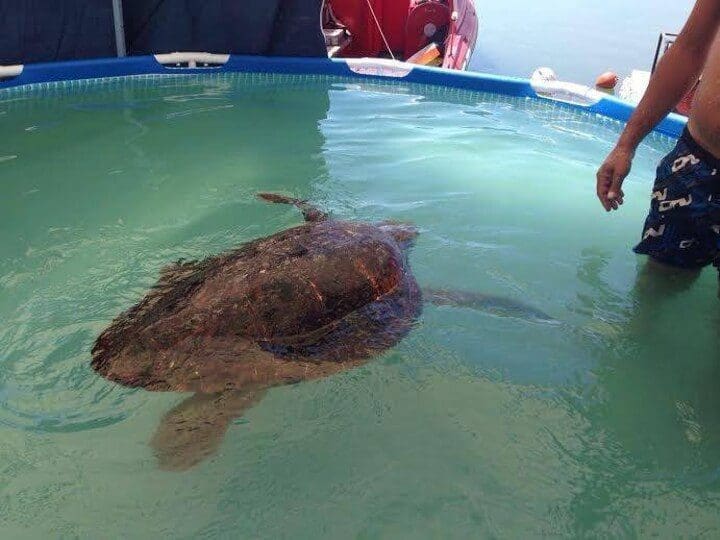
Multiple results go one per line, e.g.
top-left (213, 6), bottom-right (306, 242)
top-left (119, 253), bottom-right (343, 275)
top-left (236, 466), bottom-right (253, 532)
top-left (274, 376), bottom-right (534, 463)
top-left (111, 0), bottom-right (127, 57)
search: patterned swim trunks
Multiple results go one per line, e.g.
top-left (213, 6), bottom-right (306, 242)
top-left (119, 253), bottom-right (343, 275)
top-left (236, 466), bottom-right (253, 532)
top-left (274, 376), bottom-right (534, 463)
top-left (634, 127), bottom-right (720, 269)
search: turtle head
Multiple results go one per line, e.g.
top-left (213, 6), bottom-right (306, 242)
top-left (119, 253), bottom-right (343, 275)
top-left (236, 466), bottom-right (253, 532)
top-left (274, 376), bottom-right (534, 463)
top-left (378, 221), bottom-right (419, 250)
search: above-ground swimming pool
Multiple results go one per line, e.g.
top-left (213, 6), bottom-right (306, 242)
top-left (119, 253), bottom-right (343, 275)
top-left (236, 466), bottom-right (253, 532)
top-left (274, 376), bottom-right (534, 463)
top-left (2, 70), bottom-right (719, 537)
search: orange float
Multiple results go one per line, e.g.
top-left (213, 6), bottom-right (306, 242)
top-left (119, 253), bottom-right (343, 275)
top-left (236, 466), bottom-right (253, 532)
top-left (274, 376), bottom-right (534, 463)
top-left (595, 71), bottom-right (618, 90)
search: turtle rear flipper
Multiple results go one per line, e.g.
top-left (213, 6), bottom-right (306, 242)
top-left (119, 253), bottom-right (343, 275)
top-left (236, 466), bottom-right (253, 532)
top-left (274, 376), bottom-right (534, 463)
top-left (423, 288), bottom-right (558, 324)
top-left (257, 192), bottom-right (327, 222)
top-left (150, 389), bottom-right (265, 471)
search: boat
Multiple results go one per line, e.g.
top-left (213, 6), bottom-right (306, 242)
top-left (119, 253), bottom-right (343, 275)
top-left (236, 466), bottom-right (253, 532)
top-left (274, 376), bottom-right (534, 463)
top-left (321, 0), bottom-right (479, 70)
top-left (0, 1), bottom-right (478, 79)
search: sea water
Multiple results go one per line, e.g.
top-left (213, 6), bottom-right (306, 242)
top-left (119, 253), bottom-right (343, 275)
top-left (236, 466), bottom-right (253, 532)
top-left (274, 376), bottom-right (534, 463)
top-left (1, 74), bottom-right (719, 537)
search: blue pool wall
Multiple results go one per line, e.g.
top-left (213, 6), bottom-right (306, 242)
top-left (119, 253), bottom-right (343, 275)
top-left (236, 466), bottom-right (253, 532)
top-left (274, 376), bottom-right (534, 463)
top-left (0, 55), bottom-right (686, 139)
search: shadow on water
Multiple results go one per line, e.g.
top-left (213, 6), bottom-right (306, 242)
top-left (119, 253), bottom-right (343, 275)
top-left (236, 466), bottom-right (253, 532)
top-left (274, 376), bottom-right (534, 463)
top-left (563, 250), bottom-right (720, 534)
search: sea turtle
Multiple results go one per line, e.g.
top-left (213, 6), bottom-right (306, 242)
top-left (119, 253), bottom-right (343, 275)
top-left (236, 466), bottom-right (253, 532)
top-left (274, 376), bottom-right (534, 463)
top-left (92, 193), bottom-right (553, 470)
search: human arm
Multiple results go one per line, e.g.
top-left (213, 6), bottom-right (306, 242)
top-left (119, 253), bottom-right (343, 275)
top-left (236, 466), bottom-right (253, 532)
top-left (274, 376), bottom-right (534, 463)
top-left (597, 0), bottom-right (720, 211)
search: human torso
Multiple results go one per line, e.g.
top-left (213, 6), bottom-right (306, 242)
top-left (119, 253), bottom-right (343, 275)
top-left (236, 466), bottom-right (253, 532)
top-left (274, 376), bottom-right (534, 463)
top-left (688, 35), bottom-right (720, 157)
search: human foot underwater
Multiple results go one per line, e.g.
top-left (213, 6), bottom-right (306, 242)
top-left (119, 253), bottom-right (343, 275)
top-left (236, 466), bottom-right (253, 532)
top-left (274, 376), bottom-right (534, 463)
top-left (92, 192), bottom-right (555, 470)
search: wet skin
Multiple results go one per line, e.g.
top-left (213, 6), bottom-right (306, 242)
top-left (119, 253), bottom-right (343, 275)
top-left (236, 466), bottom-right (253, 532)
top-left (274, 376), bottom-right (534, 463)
top-left (689, 35), bottom-right (720, 157)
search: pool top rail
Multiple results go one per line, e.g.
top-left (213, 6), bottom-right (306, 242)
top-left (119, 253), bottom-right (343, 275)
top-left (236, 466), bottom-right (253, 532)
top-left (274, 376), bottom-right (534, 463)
top-left (0, 55), bottom-right (686, 139)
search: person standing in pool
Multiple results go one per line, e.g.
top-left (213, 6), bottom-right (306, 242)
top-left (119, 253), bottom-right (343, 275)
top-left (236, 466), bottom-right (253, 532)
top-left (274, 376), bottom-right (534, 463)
top-left (597, 0), bottom-right (720, 275)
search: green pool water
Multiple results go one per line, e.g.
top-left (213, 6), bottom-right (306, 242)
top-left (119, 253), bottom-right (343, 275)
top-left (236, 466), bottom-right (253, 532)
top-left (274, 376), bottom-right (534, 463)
top-left (1, 73), bottom-right (719, 538)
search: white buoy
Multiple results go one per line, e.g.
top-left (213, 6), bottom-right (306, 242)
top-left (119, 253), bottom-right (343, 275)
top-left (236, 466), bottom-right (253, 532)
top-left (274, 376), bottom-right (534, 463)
top-left (531, 67), bottom-right (558, 83)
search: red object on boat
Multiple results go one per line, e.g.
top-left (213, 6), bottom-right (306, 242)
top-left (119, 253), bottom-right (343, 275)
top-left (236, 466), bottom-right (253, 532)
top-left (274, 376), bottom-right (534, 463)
top-left (442, 0), bottom-right (478, 70)
top-left (405, 1), bottom-right (451, 58)
top-left (324, 0), bottom-right (478, 71)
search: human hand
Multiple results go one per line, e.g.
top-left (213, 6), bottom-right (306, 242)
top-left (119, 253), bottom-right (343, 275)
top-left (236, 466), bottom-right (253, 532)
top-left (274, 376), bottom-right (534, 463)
top-left (596, 146), bottom-right (634, 211)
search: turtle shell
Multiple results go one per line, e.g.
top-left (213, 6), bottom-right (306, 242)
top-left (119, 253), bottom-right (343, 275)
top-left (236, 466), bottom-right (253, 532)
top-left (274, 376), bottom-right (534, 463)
top-left (91, 220), bottom-right (422, 393)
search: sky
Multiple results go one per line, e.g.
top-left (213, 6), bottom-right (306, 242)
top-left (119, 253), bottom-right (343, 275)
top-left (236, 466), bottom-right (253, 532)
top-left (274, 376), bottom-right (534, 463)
top-left (469, 0), bottom-right (695, 83)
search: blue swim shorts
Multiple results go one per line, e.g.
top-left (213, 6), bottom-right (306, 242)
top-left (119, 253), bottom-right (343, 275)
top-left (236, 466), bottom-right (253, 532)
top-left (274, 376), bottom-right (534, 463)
top-left (634, 127), bottom-right (720, 269)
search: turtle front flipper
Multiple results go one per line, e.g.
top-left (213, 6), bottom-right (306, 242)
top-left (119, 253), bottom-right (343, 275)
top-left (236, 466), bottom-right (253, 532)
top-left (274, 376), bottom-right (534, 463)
top-left (257, 192), bottom-right (327, 222)
top-left (423, 288), bottom-right (558, 324)
top-left (150, 389), bottom-right (265, 471)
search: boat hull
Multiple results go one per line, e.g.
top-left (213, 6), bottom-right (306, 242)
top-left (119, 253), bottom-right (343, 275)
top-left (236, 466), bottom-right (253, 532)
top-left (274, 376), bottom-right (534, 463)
top-left (325, 0), bottom-right (478, 71)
